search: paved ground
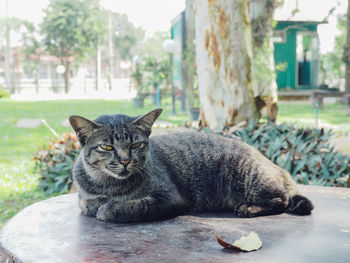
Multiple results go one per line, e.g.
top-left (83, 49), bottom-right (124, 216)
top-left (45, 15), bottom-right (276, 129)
top-left (329, 135), bottom-right (350, 154)
top-left (15, 119), bottom-right (42, 128)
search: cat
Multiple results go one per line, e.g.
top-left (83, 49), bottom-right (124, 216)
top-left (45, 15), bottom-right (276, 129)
top-left (69, 109), bottom-right (313, 223)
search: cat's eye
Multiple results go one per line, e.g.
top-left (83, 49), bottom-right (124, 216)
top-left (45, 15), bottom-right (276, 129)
top-left (99, 144), bottom-right (114, 151)
top-left (131, 142), bottom-right (142, 149)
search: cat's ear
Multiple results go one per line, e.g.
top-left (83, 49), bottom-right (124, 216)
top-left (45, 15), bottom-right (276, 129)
top-left (69, 115), bottom-right (102, 147)
top-left (130, 108), bottom-right (162, 136)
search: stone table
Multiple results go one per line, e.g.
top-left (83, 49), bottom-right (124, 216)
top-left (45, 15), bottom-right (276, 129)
top-left (1, 185), bottom-right (350, 263)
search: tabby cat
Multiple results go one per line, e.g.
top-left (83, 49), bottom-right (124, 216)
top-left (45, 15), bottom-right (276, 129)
top-left (69, 109), bottom-right (313, 223)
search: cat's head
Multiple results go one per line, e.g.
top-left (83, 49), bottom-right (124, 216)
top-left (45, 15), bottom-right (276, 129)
top-left (69, 109), bottom-right (162, 180)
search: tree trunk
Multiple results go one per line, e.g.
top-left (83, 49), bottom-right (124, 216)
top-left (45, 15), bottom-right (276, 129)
top-left (4, 19), bottom-right (16, 94)
top-left (64, 60), bottom-right (70, 94)
top-left (35, 69), bottom-right (39, 94)
top-left (35, 59), bottom-right (40, 94)
top-left (108, 11), bottom-right (114, 91)
top-left (96, 45), bottom-right (102, 91)
top-left (251, 0), bottom-right (279, 122)
top-left (184, 0), bottom-right (196, 109)
top-left (344, 0), bottom-right (350, 93)
top-left (194, 0), bottom-right (258, 130)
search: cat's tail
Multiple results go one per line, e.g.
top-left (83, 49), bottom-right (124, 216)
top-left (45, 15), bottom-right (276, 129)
top-left (287, 194), bottom-right (314, 215)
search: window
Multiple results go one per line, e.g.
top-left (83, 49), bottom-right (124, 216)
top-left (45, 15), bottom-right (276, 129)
top-left (273, 31), bottom-right (286, 43)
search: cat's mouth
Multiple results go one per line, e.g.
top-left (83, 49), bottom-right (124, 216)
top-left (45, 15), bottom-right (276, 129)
top-left (118, 169), bottom-right (130, 177)
top-left (105, 166), bottom-right (131, 179)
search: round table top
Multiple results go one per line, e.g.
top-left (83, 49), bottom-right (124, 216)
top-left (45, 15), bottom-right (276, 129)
top-left (1, 185), bottom-right (350, 263)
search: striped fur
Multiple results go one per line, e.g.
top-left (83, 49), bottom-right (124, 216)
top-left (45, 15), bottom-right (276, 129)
top-left (70, 109), bottom-right (313, 223)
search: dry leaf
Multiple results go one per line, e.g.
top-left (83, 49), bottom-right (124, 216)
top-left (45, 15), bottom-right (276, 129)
top-left (214, 231), bottom-right (262, 252)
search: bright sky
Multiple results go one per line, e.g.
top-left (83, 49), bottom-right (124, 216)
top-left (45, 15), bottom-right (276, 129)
top-left (0, 0), bottom-right (348, 53)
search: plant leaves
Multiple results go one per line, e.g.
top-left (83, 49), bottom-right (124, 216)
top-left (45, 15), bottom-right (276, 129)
top-left (214, 232), bottom-right (262, 252)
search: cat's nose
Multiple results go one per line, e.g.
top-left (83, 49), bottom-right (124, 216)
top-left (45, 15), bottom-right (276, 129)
top-left (120, 158), bottom-right (131, 167)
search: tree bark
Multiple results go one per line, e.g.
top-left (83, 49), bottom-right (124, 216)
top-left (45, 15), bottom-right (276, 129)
top-left (344, 0), bottom-right (350, 93)
top-left (251, 0), bottom-right (279, 122)
top-left (194, 0), bottom-right (258, 130)
top-left (184, 0), bottom-right (196, 109)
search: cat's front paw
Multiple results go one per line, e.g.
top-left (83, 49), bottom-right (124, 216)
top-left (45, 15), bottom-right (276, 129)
top-left (96, 202), bottom-right (114, 222)
top-left (96, 202), bottom-right (128, 223)
top-left (79, 197), bottom-right (107, 217)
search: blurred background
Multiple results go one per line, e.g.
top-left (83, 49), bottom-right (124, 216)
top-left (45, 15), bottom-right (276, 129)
top-left (0, 0), bottom-right (348, 100)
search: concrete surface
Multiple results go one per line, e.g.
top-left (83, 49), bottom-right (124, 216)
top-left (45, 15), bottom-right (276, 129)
top-left (1, 185), bottom-right (350, 263)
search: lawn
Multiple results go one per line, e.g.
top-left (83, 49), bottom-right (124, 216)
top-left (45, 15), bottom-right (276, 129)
top-left (277, 101), bottom-right (350, 131)
top-left (0, 99), bottom-right (349, 229)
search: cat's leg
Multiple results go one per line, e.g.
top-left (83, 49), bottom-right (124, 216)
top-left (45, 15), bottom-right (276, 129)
top-left (234, 197), bottom-right (288, 217)
top-left (96, 193), bottom-right (186, 223)
top-left (233, 182), bottom-right (289, 218)
top-left (79, 194), bottom-right (108, 217)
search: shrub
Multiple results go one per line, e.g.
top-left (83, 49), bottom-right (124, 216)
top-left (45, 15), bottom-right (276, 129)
top-left (33, 133), bottom-right (80, 194)
top-left (0, 86), bottom-right (10, 99)
top-left (215, 123), bottom-right (350, 187)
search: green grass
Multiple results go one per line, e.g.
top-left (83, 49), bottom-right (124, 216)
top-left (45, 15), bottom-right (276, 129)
top-left (0, 99), bottom-right (349, 229)
top-left (277, 102), bottom-right (350, 131)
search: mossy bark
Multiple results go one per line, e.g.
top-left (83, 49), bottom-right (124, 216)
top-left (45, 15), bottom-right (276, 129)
top-left (194, 0), bottom-right (258, 130)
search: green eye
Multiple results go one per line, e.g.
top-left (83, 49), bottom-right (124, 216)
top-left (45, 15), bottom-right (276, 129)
top-left (100, 144), bottom-right (113, 151)
top-left (131, 142), bottom-right (142, 149)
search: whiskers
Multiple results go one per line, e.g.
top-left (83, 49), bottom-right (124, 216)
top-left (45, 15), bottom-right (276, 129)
top-left (73, 166), bottom-right (100, 176)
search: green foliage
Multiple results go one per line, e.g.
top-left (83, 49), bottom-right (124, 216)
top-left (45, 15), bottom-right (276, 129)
top-left (143, 56), bottom-right (171, 92)
top-left (0, 86), bottom-right (10, 99)
top-left (112, 12), bottom-right (145, 60)
top-left (0, 17), bottom-right (23, 38)
top-left (253, 38), bottom-right (276, 87)
top-left (183, 43), bottom-right (199, 108)
top-left (41, 0), bottom-right (105, 60)
top-left (302, 35), bottom-right (312, 52)
top-left (21, 21), bottom-right (42, 79)
top-left (320, 14), bottom-right (346, 88)
top-left (134, 31), bottom-right (170, 60)
top-left (131, 56), bottom-right (171, 95)
top-left (130, 62), bottom-right (145, 95)
top-left (34, 133), bottom-right (80, 194)
top-left (221, 123), bottom-right (350, 187)
top-left (275, 62), bottom-right (288, 72)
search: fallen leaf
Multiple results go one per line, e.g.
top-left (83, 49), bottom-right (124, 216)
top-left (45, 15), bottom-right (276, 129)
top-left (214, 231), bottom-right (262, 252)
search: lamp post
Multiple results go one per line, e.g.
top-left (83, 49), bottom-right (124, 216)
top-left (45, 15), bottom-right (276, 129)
top-left (162, 39), bottom-right (176, 114)
top-left (56, 65), bottom-right (65, 92)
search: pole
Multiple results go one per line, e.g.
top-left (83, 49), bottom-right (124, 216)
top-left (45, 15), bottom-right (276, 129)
top-left (108, 11), bottom-right (114, 90)
top-left (169, 53), bottom-right (176, 114)
top-left (96, 44), bottom-right (101, 91)
top-left (156, 84), bottom-right (160, 108)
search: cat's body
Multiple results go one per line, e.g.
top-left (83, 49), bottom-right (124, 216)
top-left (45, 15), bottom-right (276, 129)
top-left (70, 109), bottom-right (313, 223)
